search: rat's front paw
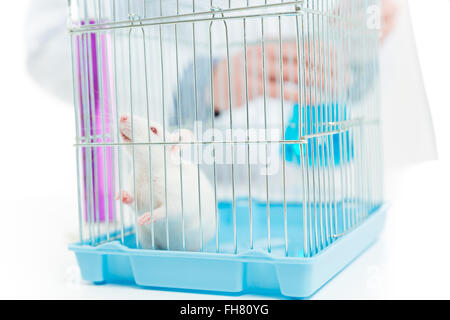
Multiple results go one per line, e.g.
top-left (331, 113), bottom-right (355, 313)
top-left (115, 190), bottom-right (134, 205)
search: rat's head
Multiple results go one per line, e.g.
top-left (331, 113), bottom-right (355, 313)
top-left (119, 114), bottom-right (164, 144)
top-left (119, 114), bottom-right (166, 168)
top-left (119, 113), bottom-right (195, 167)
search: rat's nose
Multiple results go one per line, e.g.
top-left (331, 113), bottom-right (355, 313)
top-left (120, 115), bottom-right (129, 123)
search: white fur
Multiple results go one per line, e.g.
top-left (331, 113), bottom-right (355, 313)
top-left (119, 114), bottom-right (216, 251)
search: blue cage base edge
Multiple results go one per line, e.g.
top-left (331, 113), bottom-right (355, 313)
top-left (69, 203), bottom-right (386, 299)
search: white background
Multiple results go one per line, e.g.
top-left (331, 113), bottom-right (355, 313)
top-left (0, 0), bottom-right (449, 299)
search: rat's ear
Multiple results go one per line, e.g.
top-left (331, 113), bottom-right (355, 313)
top-left (168, 129), bottom-right (195, 153)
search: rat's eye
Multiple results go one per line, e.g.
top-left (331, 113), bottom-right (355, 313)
top-left (150, 126), bottom-right (158, 135)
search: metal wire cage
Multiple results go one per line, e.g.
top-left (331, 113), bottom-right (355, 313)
top-left (68, 0), bottom-right (385, 297)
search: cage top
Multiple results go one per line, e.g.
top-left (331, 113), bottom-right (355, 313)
top-left (68, 0), bottom-right (305, 31)
top-left (68, 0), bottom-right (373, 33)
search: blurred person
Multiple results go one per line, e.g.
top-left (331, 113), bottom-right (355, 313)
top-left (26, 0), bottom-right (436, 173)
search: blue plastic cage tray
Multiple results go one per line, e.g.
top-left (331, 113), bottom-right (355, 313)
top-left (70, 203), bottom-right (386, 299)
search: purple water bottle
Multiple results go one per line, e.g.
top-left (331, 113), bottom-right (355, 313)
top-left (75, 21), bottom-right (115, 224)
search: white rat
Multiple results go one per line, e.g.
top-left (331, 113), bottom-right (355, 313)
top-left (117, 114), bottom-right (216, 252)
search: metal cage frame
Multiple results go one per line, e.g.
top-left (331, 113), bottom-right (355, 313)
top-left (68, 0), bottom-right (384, 296)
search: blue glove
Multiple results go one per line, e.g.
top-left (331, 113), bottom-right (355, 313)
top-left (284, 104), bottom-right (353, 167)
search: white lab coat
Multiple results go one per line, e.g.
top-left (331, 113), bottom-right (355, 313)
top-left (379, 0), bottom-right (437, 173)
